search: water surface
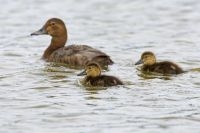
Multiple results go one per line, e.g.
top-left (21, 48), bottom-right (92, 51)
top-left (0, 0), bottom-right (200, 133)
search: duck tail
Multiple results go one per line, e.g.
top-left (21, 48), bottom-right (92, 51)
top-left (92, 55), bottom-right (114, 69)
top-left (107, 57), bottom-right (114, 65)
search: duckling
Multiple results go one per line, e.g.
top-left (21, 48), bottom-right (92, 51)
top-left (77, 62), bottom-right (123, 87)
top-left (135, 51), bottom-right (184, 75)
top-left (31, 18), bottom-right (113, 69)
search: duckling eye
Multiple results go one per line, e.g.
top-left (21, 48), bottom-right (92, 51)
top-left (51, 22), bottom-right (55, 26)
top-left (143, 56), bottom-right (147, 59)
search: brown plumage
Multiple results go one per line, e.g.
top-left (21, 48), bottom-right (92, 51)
top-left (83, 75), bottom-right (124, 87)
top-left (78, 62), bottom-right (124, 87)
top-left (135, 51), bottom-right (184, 75)
top-left (31, 18), bottom-right (113, 69)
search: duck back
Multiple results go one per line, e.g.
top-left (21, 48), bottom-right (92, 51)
top-left (85, 75), bottom-right (123, 87)
top-left (142, 61), bottom-right (184, 74)
top-left (47, 44), bottom-right (113, 68)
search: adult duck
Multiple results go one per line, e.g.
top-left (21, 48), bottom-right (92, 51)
top-left (135, 51), bottom-right (184, 75)
top-left (78, 62), bottom-right (123, 87)
top-left (31, 18), bottom-right (113, 69)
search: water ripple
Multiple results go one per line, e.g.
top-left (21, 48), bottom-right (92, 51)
top-left (0, 0), bottom-right (200, 133)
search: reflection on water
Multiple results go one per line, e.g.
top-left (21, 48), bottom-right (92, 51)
top-left (137, 73), bottom-right (173, 80)
top-left (0, 0), bottom-right (200, 133)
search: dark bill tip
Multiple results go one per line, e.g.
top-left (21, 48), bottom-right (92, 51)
top-left (135, 59), bottom-right (143, 65)
top-left (77, 70), bottom-right (87, 76)
top-left (30, 28), bottom-right (47, 36)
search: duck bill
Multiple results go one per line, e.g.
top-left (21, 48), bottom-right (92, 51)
top-left (30, 27), bottom-right (47, 36)
top-left (135, 59), bottom-right (143, 65)
top-left (77, 70), bottom-right (87, 76)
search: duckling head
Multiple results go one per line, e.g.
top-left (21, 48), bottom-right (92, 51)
top-left (78, 62), bottom-right (101, 77)
top-left (31, 18), bottom-right (67, 38)
top-left (135, 51), bottom-right (156, 65)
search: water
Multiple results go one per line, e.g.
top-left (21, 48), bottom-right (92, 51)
top-left (0, 0), bottom-right (200, 133)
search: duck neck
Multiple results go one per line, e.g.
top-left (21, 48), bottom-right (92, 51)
top-left (43, 35), bottom-right (67, 59)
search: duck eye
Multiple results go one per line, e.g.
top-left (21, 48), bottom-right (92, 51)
top-left (51, 22), bottom-right (55, 26)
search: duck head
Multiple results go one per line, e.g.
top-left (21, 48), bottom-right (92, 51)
top-left (78, 62), bottom-right (101, 77)
top-left (31, 18), bottom-right (68, 59)
top-left (31, 18), bottom-right (67, 38)
top-left (135, 51), bottom-right (156, 66)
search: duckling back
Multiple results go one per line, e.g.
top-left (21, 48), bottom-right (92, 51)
top-left (142, 61), bottom-right (184, 74)
top-left (84, 75), bottom-right (123, 87)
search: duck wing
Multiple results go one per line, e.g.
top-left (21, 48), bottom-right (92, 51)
top-left (48, 44), bottom-right (113, 68)
top-left (86, 75), bottom-right (123, 87)
top-left (102, 76), bottom-right (124, 86)
top-left (152, 61), bottom-right (184, 74)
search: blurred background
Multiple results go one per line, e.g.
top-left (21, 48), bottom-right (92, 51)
top-left (0, 0), bottom-right (200, 133)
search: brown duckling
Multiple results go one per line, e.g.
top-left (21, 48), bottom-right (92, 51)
top-left (135, 51), bottom-right (184, 75)
top-left (77, 62), bottom-right (123, 87)
top-left (31, 18), bottom-right (113, 69)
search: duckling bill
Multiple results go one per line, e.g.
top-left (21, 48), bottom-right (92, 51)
top-left (78, 62), bottom-right (124, 87)
top-left (135, 51), bottom-right (184, 75)
top-left (31, 18), bottom-right (113, 69)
